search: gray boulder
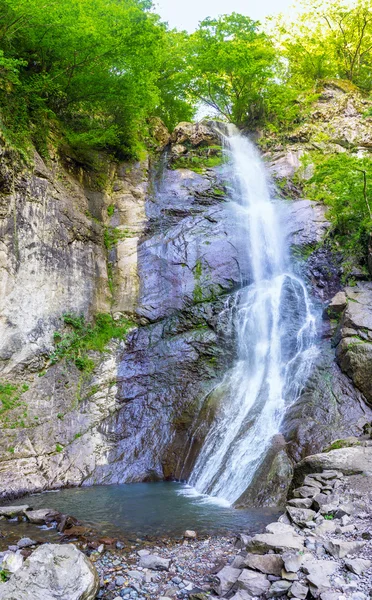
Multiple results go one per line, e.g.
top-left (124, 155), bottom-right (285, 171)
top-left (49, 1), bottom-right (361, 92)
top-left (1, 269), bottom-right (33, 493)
top-left (25, 509), bottom-right (59, 524)
top-left (289, 581), bottom-right (309, 599)
top-left (237, 569), bottom-right (270, 596)
top-left (324, 539), bottom-right (365, 559)
top-left (213, 566), bottom-right (242, 596)
top-left (268, 579), bottom-right (292, 597)
top-left (0, 544), bottom-right (99, 600)
top-left (287, 506), bottom-right (316, 527)
top-left (0, 506), bottom-right (29, 517)
top-left (344, 557), bottom-right (371, 575)
top-left (244, 553), bottom-right (284, 576)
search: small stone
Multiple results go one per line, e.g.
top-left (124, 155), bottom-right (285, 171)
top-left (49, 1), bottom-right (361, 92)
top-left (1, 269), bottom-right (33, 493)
top-left (281, 569), bottom-right (298, 581)
top-left (138, 554), bottom-right (170, 571)
top-left (137, 549), bottom-right (150, 557)
top-left (344, 558), bottom-right (371, 575)
top-left (183, 530), bottom-right (197, 539)
top-left (289, 581), bottom-right (308, 599)
top-left (231, 555), bottom-right (246, 569)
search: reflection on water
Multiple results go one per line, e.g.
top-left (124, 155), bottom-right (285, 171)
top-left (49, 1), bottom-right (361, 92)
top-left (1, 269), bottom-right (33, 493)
top-left (13, 482), bottom-right (279, 539)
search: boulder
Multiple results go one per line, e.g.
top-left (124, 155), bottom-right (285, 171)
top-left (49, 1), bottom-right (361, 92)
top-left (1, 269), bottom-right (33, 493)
top-left (294, 447), bottom-right (372, 480)
top-left (287, 506), bottom-right (316, 527)
top-left (246, 530), bottom-right (304, 554)
top-left (0, 505), bottom-right (29, 517)
top-left (344, 557), bottom-right (371, 575)
top-left (171, 122), bottom-right (194, 144)
top-left (0, 544), bottom-right (99, 600)
top-left (302, 559), bottom-right (338, 597)
top-left (139, 554), bottom-right (171, 571)
top-left (268, 580), bottom-right (292, 597)
top-left (283, 552), bottom-right (312, 573)
top-left (327, 291), bottom-right (347, 318)
top-left (293, 485), bottom-right (320, 498)
top-left (244, 554), bottom-right (284, 576)
top-left (287, 498), bottom-right (313, 509)
top-left (324, 539), bottom-right (365, 559)
top-left (237, 569), bottom-right (270, 596)
top-left (2, 552), bottom-right (23, 574)
top-left (17, 538), bottom-right (36, 549)
top-left (289, 581), bottom-right (309, 599)
top-left (25, 509), bottom-right (59, 524)
top-left (213, 566), bottom-right (242, 596)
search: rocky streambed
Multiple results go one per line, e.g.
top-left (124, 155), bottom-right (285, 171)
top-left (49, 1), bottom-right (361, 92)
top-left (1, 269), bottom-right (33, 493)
top-left (0, 445), bottom-right (371, 599)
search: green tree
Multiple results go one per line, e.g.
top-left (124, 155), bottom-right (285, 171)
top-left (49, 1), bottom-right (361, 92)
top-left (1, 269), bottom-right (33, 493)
top-left (186, 13), bottom-right (276, 127)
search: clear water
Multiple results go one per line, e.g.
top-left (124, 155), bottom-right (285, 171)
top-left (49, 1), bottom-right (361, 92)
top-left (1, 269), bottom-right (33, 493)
top-left (189, 127), bottom-right (318, 505)
top-left (13, 483), bottom-right (278, 539)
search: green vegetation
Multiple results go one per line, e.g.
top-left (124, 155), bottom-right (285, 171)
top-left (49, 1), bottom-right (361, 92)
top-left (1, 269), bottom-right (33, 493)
top-left (55, 443), bottom-right (63, 453)
top-left (0, 382), bottom-right (28, 418)
top-left (107, 205), bottom-right (115, 217)
top-left (104, 226), bottom-right (132, 251)
top-left (172, 150), bottom-right (224, 173)
top-left (193, 259), bottom-right (204, 303)
top-left (303, 153), bottom-right (372, 261)
top-left (50, 312), bottom-right (135, 372)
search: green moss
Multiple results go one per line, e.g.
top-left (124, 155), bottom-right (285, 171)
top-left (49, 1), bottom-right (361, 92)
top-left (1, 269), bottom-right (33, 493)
top-left (55, 443), bottom-right (63, 453)
top-left (57, 413), bottom-right (64, 420)
top-left (104, 226), bottom-right (132, 250)
top-left (193, 259), bottom-right (204, 303)
top-left (0, 382), bottom-right (29, 420)
top-left (326, 438), bottom-right (361, 452)
top-left (74, 432), bottom-right (82, 440)
top-left (107, 204), bottom-right (115, 217)
top-left (50, 312), bottom-right (135, 372)
top-left (8, 447), bottom-right (14, 454)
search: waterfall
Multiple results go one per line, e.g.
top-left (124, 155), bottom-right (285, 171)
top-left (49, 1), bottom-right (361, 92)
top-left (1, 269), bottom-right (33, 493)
top-left (188, 126), bottom-right (318, 506)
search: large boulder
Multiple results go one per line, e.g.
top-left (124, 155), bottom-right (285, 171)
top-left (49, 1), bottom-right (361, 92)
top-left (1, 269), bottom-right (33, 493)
top-left (293, 446), bottom-right (372, 487)
top-left (0, 544), bottom-right (99, 600)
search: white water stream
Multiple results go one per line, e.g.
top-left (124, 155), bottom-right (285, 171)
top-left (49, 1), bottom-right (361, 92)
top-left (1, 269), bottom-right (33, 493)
top-left (188, 127), bottom-right (318, 506)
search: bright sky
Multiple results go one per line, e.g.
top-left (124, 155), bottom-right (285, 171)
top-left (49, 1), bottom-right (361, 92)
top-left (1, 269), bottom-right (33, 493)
top-left (154, 0), bottom-right (295, 31)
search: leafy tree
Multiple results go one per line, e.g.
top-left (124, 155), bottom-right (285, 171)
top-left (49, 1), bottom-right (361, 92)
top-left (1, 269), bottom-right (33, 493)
top-left (276, 0), bottom-right (372, 89)
top-left (304, 153), bottom-right (372, 258)
top-left (186, 13), bottom-right (276, 127)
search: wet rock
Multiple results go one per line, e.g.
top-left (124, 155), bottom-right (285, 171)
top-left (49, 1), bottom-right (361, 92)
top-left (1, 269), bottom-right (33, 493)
top-left (0, 544), bottom-right (99, 600)
top-left (268, 579), bottom-right (292, 597)
top-left (213, 566), bottom-right (242, 596)
top-left (184, 530), bottom-right (197, 539)
top-left (138, 554), bottom-right (171, 571)
top-left (2, 551), bottom-right (23, 573)
top-left (344, 557), bottom-right (371, 575)
top-left (324, 539), bottom-right (366, 559)
top-left (244, 554), bottom-right (284, 576)
top-left (25, 508), bottom-right (60, 524)
top-left (287, 200), bottom-right (329, 249)
top-left (289, 581), bottom-right (309, 599)
top-left (287, 506), bottom-right (316, 527)
top-left (17, 538), bottom-right (36, 549)
top-left (0, 505), bottom-right (29, 517)
top-left (237, 569), bottom-right (270, 596)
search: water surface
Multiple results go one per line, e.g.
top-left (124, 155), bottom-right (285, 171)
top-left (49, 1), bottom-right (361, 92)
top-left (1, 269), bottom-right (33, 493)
top-left (14, 482), bottom-right (279, 539)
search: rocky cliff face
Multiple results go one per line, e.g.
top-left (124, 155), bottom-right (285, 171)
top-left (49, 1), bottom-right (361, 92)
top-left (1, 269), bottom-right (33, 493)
top-left (0, 92), bottom-right (371, 506)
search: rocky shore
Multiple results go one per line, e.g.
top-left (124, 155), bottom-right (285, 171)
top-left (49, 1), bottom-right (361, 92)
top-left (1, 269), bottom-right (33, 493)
top-left (0, 445), bottom-right (371, 599)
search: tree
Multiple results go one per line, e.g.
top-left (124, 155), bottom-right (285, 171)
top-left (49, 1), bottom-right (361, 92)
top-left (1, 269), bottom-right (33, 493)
top-left (186, 13), bottom-right (276, 127)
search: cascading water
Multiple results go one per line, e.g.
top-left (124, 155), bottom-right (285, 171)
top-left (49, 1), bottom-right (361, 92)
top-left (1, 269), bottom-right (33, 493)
top-left (188, 126), bottom-right (318, 506)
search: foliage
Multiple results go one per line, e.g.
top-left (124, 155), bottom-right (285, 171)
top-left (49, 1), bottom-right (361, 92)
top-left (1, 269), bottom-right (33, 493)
top-left (104, 227), bottom-right (132, 251)
top-left (50, 313), bottom-right (135, 372)
top-left (0, 381), bottom-right (28, 416)
top-left (0, 0), bottom-right (184, 157)
top-left (171, 148), bottom-right (224, 173)
top-left (303, 153), bottom-right (372, 259)
top-left (186, 13), bottom-right (276, 127)
top-left (275, 0), bottom-right (372, 90)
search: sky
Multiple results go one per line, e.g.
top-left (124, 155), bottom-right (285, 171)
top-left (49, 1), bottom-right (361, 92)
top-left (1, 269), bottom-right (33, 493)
top-left (154, 0), bottom-right (295, 31)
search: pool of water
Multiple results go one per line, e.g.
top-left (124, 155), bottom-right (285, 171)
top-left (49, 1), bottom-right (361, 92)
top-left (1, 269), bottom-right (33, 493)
top-left (13, 482), bottom-right (279, 539)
